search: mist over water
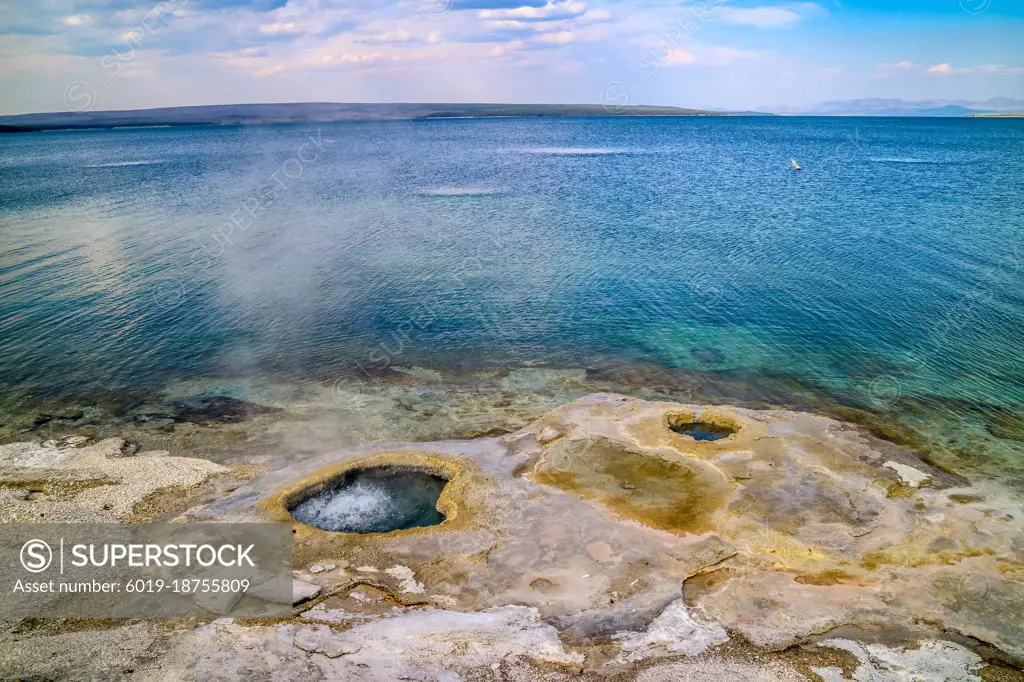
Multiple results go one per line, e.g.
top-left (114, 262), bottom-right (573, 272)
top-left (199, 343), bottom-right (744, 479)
top-left (0, 116), bottom-right (1022, 474)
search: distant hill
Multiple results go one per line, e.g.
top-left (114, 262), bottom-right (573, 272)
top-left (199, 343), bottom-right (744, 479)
top-left (0, 102), bottom-right (764, 132)
top-left (771, 97), bottom-right (1024, 117)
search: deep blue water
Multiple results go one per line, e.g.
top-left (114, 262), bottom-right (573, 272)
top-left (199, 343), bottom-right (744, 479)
top-left (0, 117), bottom-right (1022, 463)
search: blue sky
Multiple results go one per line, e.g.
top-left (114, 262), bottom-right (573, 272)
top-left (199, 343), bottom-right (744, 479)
top-left (0, 0), bottom-right (1021, 114)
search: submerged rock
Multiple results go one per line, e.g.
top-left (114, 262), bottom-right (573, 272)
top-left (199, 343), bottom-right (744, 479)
top-left (33, 408), bottom-right (84, 426)
top-left (986, 411), bottom-right (1024, 442)
top-left (167, 396), bottom-right (282, 425)
top-left (690, 347), bottom-right (726, 365)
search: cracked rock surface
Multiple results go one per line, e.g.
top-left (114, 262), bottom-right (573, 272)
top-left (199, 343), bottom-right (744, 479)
top-left (2, 394), bottom-right (1023, 680)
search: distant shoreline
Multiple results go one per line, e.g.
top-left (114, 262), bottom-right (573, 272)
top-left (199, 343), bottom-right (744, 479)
top-left (0, 102), bottom-right (776, 133)
top-left (3, 101), bottom-right (1021, 133)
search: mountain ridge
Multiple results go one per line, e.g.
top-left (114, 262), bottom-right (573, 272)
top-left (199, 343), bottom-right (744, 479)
top-left (772, 97), bottom-right (1024, 116)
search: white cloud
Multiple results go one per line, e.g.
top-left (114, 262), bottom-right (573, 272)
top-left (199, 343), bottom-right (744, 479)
top-left (1, 0), bottom-right (1019, 116)
top-left (490, 40), bottom-right (525, 57)
top-left (927, 63), bottom-right (970, 75)
top-left (259, 22), bottom-right (302, 35)
top-left (118, 65), bottom-right (154, 78)
top-left (63, 14), bottom-right (92, 27)
top-left (253, 6), bottom-right (350, 39)
top-left (533, 30), bottom-right (575, 45)
top-left (478, 0), bottom-right (610, 37)
top-left (717, 3), bottom-right (821, 29)
top-left (662, 48), bottom-right (697, 66)
top-left (254, 64), bottom-right (286, 77)
top-left (360, 28), bottom-right (415, 44)
top-left (877, 60), bottom-right (1020, 77)
top-left (308, 51), bottom-right (394, 67)
top-left (976, 64), bottom-right (1023, 76)
top-left (660, 44), bottom-right (760, 67)
top-left (479, 1), bottom-right (587, 21)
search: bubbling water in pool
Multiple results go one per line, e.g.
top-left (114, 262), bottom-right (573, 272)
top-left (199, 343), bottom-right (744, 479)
top-left (290, 466), bottom-right (448, 533)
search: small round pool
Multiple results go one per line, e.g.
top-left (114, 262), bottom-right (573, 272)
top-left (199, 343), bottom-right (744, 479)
top-left (289, 466), bottom-right (448, 533)
top-left (670, 421), bottom-right (737, 442)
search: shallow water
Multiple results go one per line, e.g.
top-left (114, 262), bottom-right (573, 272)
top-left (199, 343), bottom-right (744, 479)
top-left (0, 117), bottom-right (1022, 477)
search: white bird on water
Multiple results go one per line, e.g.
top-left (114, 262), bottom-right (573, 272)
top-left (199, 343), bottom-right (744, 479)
top-left (790, 158), bottom-right (802, 171)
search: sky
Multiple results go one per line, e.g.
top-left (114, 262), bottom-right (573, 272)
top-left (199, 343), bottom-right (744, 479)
top-left (0, 0), bottom-right (1022, 115)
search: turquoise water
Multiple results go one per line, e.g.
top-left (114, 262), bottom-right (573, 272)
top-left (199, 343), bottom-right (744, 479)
top-left (0, 117), bottom-right (1022, 471)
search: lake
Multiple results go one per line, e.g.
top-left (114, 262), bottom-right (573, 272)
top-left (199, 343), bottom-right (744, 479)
top-left (1, 116), bottom-right (1022, 479)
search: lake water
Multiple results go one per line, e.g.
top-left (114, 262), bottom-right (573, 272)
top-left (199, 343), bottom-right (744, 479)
top-left (1, 117), bottom-right (1022, 478)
